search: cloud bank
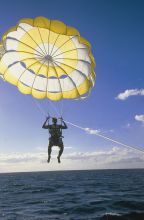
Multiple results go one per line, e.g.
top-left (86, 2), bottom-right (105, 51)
top-left (116, 89), bottom-right (144, 100)
top-left (0, 146), bottom-right (144, 173)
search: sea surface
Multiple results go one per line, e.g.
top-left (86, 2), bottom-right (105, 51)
top-left (0, 169), bottom-right (144, 220)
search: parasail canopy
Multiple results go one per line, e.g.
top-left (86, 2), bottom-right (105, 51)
top-left (0, 44), bottom-right (5, 80)
top-left (0, 17), bottom-right (96, 101)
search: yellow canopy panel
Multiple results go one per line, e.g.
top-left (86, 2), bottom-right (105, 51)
top-left (0, 16), bottom-right (96, 101)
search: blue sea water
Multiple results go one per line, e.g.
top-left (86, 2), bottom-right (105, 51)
top-left (0, 169), bottom-right (144, 220)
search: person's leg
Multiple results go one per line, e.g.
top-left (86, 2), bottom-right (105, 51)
top-left (47, 140), bottom-right (53, 163)
top-left (58, 146), bottom-right (63, 157)
top-left (57, 140), bottom-right (64, 163)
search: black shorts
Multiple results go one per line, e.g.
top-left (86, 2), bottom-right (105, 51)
top-left (49, 137), bottom-right (63, 147)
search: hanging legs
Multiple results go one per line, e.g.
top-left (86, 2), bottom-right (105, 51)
top-left (47, 138), bottom-right (64, 163)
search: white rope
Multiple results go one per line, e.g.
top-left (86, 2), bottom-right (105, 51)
top-left (60, 100), bottom-right (64, 117)
top-left (64, 120), bottom-right (144, 154)
top-left (33, 99), bottom-right (48, 117)
top-left (48, 100), bottom-right (61, 117)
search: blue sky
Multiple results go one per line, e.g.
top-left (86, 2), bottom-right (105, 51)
top-left (0, 0), bottom-right (144, 172)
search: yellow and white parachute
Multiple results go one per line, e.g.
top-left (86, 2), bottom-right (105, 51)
top-left (0, 17), bottom-right (96, 101)
top-left (0, 44), bottom-right (5, 80)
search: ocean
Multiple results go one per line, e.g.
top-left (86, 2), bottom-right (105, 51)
top-left (0, 169), bottom-right (144, 220)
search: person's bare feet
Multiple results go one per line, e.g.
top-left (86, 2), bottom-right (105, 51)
top-left (47, 156), bottom-right (51, 163)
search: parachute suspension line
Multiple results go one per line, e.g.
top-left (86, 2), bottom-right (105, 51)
top-left (33, 99), bottom-right (49, 117)
top-left (48, 100), bottom-right (61, 117)
top-left (60, 99), bottom-right (64, 117)
top-left (64, 120), bottom-right (144, 154)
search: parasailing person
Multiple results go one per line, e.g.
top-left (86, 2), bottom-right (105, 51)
top-left (42, 117), bottom-right (67, 163)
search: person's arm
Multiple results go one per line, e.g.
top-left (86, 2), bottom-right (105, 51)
top-left (42, 117), bottom-right (50, 129)
top-left (60, 118), bottom-right (68, 129)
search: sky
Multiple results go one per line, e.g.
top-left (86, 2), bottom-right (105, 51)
top-left (0, 0), bottom-right (144, 172)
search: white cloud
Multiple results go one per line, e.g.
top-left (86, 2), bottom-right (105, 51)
top-left (126, 123), bottom-right (131, 128)
top-left (84, 127), bottom-right (100, 135)
top-left (0, 146), bottom-right (144, 173)
top-left (135, 115), bottom-right (144, 122)
top-left (116, 89), bottom-right (144, 100)
top-left (122, 123), bottom-right (131, 129)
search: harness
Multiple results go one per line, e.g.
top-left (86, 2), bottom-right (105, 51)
top-left (49, 125), bottom-right (63, 139)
